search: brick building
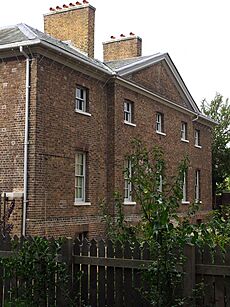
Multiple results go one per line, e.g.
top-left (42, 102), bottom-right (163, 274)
top-left (0, 2), bottom-right (215, 238)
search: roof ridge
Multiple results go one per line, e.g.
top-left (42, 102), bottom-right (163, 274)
top-left (17, 23), bottom-right (38, 40)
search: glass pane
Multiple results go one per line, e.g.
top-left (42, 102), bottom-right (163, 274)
top-left (76, 88), bottom-right (81, 98)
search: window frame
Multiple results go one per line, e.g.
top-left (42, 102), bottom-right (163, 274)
top-left (124, 159), bottom-right (134, 204)
top-left (195, 170), bottom-right (201, 202)
top-left (124, 100), bottom-right (133, 124)
top-left (156, 112), bottom-right (165, 135)
top-left (181, 122), bottom-right (188, 141)
top-left (75, 152), bottom-right (86, 203)
top-left (194, 129), bottom-right (201, 147)
top-left (157, 174), bottom-right (163, 193)
top-left (75, 86), bottom-right (87, 113)
top-left (182, 172), bottom-right (189, 204)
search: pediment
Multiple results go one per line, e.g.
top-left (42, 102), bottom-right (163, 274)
top-left (111, 53), bottom-right (200, 113)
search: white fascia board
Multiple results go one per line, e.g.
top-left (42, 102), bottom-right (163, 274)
top-left (116, 53), bottom-right (165, 74)
top-left (0, 39), bottom-right (41, 50)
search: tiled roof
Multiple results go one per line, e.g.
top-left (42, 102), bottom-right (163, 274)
top-left (0, 26), bottom-right (30, 45)
top-left (0, 24), bottom-right (111, 73)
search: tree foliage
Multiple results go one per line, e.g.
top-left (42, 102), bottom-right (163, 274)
top-left (201, 93), bottom-right (230, 194)
top-left (102, 140), bottom-right (230, 306)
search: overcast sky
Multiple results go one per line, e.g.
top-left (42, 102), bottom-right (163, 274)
top-left (1, 0), bottom-right (229, 106)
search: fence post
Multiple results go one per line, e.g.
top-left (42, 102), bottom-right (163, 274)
top-left (183, 244), bottom-right (195, 303)
top-left (57, 237), bottom-right (73, 306)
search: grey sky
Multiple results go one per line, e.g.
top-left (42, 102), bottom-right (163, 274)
top-left (1, 0), bottom-right (229, 106)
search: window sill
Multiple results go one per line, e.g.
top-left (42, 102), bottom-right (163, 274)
top-left (75, 110), bottom-right (92, 117)
top-left (195, 145), bottom-right (202, 149)
top-left (123, 201), bottom-right (136, 206)
top-left (156, 131), bottom-right (166, 136)
top-left (124, 120), bottom-right (136, 127)
top-left (181, 139), bottom-right (189, 143)
top-left (74, 202), bottom-right (91, 206)
top-left (182, 201), bottom-right (190, 205)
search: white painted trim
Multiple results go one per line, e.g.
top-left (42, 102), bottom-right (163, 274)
top-left (5, 192), bottom-right (24, 200)
top-left (74, 202), bottom-right (91, 206)
top-left (0, 40), bottom-right (40, 50)
top-left (181, 138), bottom-right (189, 143)
top-left (195, 145), bottom-right (202, 149)
top-left (156, 131), bottom-right (166, 136)
top-left (116, 53), bottom-right (164, 74)
top-left (123, 201), bottom-right (136, 206)
top-left (124, 120), bottom-right (136, 127)
top-left (182, 201), bottom-right (190, 205)
top-left (75, 110), bottom-right (92, 117)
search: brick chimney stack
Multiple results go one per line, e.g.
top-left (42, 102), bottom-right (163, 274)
top-left (44, 2), bottom-right (95, 58)
top-left (103, 34), bottom-right (142, 62)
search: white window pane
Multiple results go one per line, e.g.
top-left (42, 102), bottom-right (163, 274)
top-left (76, 87), bottom-right (86, 112)
top-left (124, 160), bottom-right (132, 201)
top-left (124, 101), bottom-right (132, 123)
top-left (75, 153), bottom-right (85, 201)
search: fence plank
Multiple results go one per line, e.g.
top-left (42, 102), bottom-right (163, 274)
top-left (81, 238), bottom-right (89, 306)
top-left (90, 239), bottom-right (97, 307)
top-left (214, 246), bottom-right (225, 306)
top-left (107, 240), bottom-right (114, 307)
top-left (133, 241), bottom-right (143, 307)
top-left (183, 244), bottom-right (195, 306)
top-left (115, 241), bottom-right (123, 307)
top-left (195, 246), bottom-right (204, 306)
top-left (124, 241), bottom-right (133, 307)
top-left (57, 237), bottom-right (73, 307)
top-left (224, 246), bottom-right (230, 307)
top-left (2, 236), bottom-right (12, 304)
top-left (142, 242), bottom-right (151, 307)
top-left (73, 238), bottom-right (81, 306)
top-left (98, 240), bottom-right (106, 307)
top-left (203, 246), bottom-right (215, 307)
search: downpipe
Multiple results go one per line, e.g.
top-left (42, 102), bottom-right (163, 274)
top-left (19, 46), bottom-right (31, 236)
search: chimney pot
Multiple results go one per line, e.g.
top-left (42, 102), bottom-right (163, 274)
top-left (83, 0), bottom-right (89, 3)
top-left (56, 6), bottom-right (62, 9)
top-left (49, 7), bottom-right (56, 11)
top-left (75, 1), bottom-right (82, 4)
top-left (63, 4), bottom-right (69, 8)
top-left (120, 34), bottom-right (125, 37)
top-left (130, 32), bottom-right (135, 36)
top-left (110, 36), bottom-right (116, 39)
top-left (69, 2), bottom-right (75, 6)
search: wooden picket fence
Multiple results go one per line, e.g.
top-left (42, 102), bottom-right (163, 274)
top-left (0, 236), bottom-right (230, 306)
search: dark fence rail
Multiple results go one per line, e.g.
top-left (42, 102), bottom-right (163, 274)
top-left (0, 237), bottom-right (230, 306)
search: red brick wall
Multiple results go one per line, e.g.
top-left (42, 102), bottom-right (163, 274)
top-left (108, 82), bottom-right (212, 221)
top-left (0, 54), bottom-right (213, 239)
top-left (0, 57), bottom-right (38, 236)
top-left (25, 56), bottom-right (108, 238)
top-left (125, 61), bottom-right (194, 111)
